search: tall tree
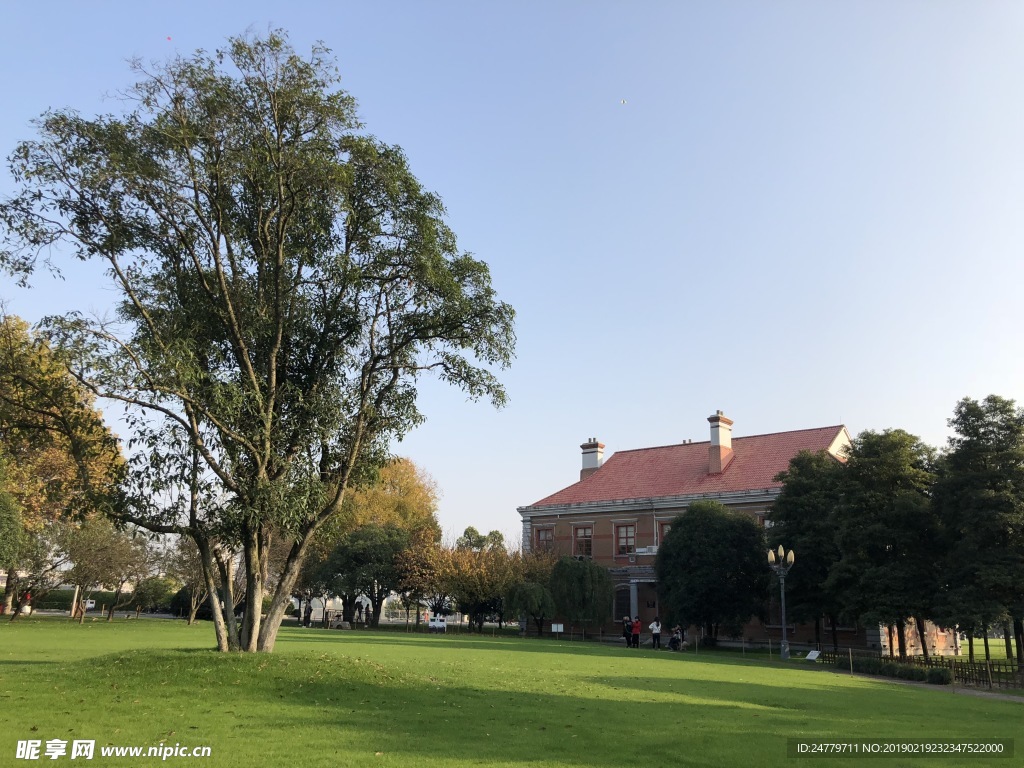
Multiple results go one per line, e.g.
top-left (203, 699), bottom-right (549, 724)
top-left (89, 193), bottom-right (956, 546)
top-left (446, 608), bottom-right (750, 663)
top-left (933, 395), bottom-right (1024, 662)
top-left (549, 556), bottom-right (612, 639)
top-left (768, 450), bottom-right (846, 650)
top-left (505, 550), bottom-right (557, 636)
top-left (0, 32), bottom-right (514, 652)
top-left (827, 429), bottom-right (939, 659)
top-left (655, 500), bottom-right (768, 640)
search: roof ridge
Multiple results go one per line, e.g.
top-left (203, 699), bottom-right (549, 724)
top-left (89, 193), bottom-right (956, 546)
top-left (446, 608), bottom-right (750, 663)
top-left (606, 425), bottom-right (844, 456)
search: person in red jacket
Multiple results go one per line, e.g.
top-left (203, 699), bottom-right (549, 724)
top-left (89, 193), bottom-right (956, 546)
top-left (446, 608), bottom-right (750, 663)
top-left (631, 616), bottom-right (641, 648)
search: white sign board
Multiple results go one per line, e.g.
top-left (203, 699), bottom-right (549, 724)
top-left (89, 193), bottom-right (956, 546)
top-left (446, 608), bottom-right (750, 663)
top-left (550, 623), bottom-right (564, 633)
top-left (805, 650), bottom-right (821, 661)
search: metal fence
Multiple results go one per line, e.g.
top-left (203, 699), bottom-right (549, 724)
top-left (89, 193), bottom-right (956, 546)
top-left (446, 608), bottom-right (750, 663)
top-left (820, 649), bottom-right (1024, 691)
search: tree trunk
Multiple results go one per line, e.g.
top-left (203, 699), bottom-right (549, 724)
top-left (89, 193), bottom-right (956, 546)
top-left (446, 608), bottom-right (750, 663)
top-left (107, 586), bottom-right (124, 622)
top-left (896, 620), bottom-right (907, 660)
top-left (2, 567), bottom-right (15, 614)
top-left (886, 624), bottom-right (895, 658)
top-left (967, 635), bottom-right (975, 663)
top-left (1002, 621), bottom-right (1013, 662)
top-left (982, 624), bottom-right (991, 661)
top-left (257, 534), bottom-right (313, 653)
top-left (814, 617), bottom-right (821, 650)
top-left (914, 616), bottom-right (929, 661)
top-left (1014, 618), bottom-right (1024, 664)
top-left (240, 525), bottom-right (264, 652)
top-left (69, 584), bottom-right (80, 620)
top-left (195, 534), bottom-right (232, 651)
top-left (829, 615), bottom-right (839, 653)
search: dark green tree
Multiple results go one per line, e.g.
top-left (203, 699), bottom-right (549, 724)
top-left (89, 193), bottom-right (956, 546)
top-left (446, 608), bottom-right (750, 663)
top-left (827, 430), bottom-right (939, 659)
top-left (505, 551), bottom-right (556, 637)
top-left (768, 450), bottom-right (846, 650)
top-left (0, 32), bottom-right (514, 652)
top-left (328, 524), bottom-right (411, 627)
top-left (655, 500), bottom-right (768, 641)
top-left (932, 395), bottom-right (1024, 662)
top-left (550, 556), bottom-right (612, 639)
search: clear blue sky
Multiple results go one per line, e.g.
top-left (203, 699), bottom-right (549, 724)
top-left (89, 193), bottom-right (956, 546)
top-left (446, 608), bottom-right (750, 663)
top-left (3, 2), bottom-right (1024, 543)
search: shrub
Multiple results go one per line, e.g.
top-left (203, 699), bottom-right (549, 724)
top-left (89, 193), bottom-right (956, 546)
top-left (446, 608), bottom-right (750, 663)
top-left (926, 667), bottom-right (953, 685)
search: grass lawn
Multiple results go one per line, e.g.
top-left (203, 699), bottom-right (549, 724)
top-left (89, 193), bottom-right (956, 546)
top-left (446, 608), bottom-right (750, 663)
top-left (0, 617), bottom-right (1020, 767)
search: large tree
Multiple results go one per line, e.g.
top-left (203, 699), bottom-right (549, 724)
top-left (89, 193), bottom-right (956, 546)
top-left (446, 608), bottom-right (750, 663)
top-left (655, 500), bottom-right (768, 640)
top-left (0, 32), bottom-right (514, 652)
top-left (768, 450), bottom-right (846, 650)
top-left (933, 395), bottom-right (1024, 662)
top-left (826, 429), bottom-right (939, 659)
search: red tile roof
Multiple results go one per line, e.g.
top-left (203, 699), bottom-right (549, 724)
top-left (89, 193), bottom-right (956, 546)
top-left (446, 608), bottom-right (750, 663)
top-left (527, 426), bottom-right (847, 508)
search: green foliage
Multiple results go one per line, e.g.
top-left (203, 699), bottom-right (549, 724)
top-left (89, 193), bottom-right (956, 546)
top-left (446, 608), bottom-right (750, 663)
top-left (768, 451), bottom-right (845, 628)
top-left (933, 395), bottom-right (1024, 635)
top-left (656, 500), bottom-right (768, 636)
top-left (455, 526), bottom-right (505, 551)
top-left (550, 556), bottom-right (612, 633)
top-left (133, 576), bottom-right (182, 612)
top-left (826, 430), bottom-right (939, 633)
top-left (0, 453), bottom-right (23, 566)
top-left (328, 524), bottom-right (411, 626)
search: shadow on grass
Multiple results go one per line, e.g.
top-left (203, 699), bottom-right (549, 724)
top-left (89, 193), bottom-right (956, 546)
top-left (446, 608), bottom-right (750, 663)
top-left (9, 642), bottom-right (1019, 768)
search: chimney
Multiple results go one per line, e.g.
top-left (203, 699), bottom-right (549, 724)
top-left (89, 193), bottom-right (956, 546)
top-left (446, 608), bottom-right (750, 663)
top-left (708, 411), bottom-right (734, 474)
top-left (580, 438), bottom-right (604, 481)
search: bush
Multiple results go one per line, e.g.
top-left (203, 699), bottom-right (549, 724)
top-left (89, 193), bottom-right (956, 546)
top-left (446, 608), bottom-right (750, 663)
top-left (836, 654), bottom-right (950, 685)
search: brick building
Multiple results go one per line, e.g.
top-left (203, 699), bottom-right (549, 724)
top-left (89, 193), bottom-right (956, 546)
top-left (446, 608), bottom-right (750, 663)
top-left (518, 411), bottom-right (853, 646)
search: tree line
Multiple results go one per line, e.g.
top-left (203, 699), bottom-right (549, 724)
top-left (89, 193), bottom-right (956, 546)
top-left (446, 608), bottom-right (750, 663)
top-left (768, 395), bottom-right (1024, 663)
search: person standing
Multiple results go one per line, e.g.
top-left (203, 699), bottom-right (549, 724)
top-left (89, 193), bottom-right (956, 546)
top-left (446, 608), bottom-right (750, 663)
top-left (631, 616), bottom-right (641, 648)
top-left (649, 616), bottom-right (662, 649)
top-left (622, 615), bottom-right (632, 647)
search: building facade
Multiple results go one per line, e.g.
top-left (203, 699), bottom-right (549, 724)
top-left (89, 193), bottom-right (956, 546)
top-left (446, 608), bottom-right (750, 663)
top-left (518, 411), bottom-right (853, 646)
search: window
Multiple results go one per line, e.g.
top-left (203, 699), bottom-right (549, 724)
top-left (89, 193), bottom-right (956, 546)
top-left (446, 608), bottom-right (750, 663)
top-left (574, 526), bottom-right (593, 557)
top-left (535, 528), bottom-right (553, 551)
top-left (616, 524), bottom-right (635, 555)
top-left (659, 522), bottom-right (672, 544)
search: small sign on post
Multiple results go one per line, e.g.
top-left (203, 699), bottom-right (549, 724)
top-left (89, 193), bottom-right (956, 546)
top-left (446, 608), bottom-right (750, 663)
top-left (805, 650), bottom-right (820, 662)
top-left (551, 623), bottom-right (563, 639)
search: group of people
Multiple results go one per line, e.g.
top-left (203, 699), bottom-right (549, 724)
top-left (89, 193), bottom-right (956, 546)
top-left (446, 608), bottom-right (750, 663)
top-left (622, 615), bottom-right (688, 651)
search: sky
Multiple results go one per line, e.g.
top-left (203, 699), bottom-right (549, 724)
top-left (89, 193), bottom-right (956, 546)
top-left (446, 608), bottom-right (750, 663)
top-left (3, 2), bottom-right (1024, 544)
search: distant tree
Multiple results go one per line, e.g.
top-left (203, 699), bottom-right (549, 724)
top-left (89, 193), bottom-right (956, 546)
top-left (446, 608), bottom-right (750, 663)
top-left (164, 536), bottom-right (210, 625)
top-left (0, 314), bottom-right (122, 615)
top-left (550, 556), bottom-right (613, 639)
top-left (933, 396), bottom-right (1024, 662)
top-left (329, 524), bottom-right (411, 627)
top-left (0, 31), bottom-right (514, 653)
top-left (456, 526), bottom-right (505, 552)
top-left (61, 518), bottom-right (151, 622)
top-left (133, 576), bottom-right (181, 614)
top-left (505, 550), bottom-right (557, 636)
top-left (656, 500), bottom-right (768, 641)
top-left (447, 544), bottom-right (519, 632)
top-left (827, 430), bottom-right (939, 659)
top-left (768, 450), bottom-right (846, 650)
top-left (344, 459), bottom-right (441, 540)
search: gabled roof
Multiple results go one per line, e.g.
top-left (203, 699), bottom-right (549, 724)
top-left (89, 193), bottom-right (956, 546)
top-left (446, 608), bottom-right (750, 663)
top-left (526, 425), bottom-right (848, 509)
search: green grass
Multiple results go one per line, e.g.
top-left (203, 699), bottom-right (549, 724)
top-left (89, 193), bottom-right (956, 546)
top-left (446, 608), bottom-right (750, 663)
top-left (0, 617), bottom-right (1020, 767)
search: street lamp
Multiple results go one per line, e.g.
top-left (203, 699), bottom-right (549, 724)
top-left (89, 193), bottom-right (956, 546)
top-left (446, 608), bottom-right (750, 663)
top-left (768, 545), bottom-right (795, 660)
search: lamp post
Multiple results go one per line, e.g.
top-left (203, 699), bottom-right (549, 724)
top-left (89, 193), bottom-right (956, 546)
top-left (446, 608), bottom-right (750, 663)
top-left (768, 545), bottom-right (795, 661)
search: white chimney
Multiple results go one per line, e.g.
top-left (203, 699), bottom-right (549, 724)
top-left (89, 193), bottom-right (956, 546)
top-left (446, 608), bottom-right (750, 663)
top-left (580, 438), bottom-right (605, 481)
top-left (708, 411), bottom-right (734, 474)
